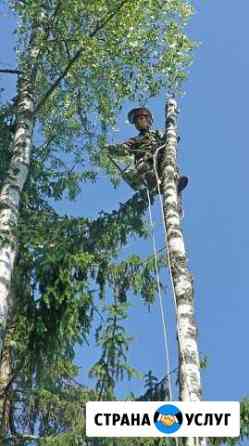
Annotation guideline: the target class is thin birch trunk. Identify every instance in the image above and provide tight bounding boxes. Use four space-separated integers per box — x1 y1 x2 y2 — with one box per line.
0 63 36 355
0 69 35 435
162 98 204 446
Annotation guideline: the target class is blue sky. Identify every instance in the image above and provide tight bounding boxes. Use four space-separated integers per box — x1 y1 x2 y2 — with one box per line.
0 0 249 409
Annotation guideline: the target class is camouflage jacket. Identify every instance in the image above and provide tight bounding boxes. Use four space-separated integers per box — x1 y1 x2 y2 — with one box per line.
107 129 165 165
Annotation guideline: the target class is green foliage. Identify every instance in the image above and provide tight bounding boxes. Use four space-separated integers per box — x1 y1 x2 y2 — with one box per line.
7 173 166 440
89 302 142 398
6 0 196 195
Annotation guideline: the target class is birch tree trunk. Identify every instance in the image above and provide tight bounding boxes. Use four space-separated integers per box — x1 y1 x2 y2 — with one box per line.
0 65 35 355
162 98 204 446
0 71 35 433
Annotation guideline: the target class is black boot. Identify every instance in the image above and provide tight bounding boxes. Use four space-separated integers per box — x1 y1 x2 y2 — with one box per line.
177 176 188 194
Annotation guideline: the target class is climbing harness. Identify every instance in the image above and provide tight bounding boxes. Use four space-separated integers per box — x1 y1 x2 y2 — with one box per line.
107 142 166 193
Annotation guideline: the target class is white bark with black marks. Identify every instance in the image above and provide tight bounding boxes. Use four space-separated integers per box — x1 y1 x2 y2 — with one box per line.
162 98 205 446
0 75 35 352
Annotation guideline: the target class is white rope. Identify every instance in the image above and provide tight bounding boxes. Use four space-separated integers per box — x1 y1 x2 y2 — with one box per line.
146 181 181 446
146 188 173 401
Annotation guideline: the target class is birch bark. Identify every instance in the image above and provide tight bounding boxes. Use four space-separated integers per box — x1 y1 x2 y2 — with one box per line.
0 57 36 355
162 98 204 446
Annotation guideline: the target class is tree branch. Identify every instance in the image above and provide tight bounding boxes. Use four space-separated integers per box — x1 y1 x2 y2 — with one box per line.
0 69 21 75
34 0 131 115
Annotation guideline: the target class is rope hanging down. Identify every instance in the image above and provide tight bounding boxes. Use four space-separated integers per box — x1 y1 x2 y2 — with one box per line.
146 186 181 446
146 188 173 401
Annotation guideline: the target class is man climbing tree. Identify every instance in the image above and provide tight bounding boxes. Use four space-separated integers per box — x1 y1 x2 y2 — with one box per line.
106 107 188 197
